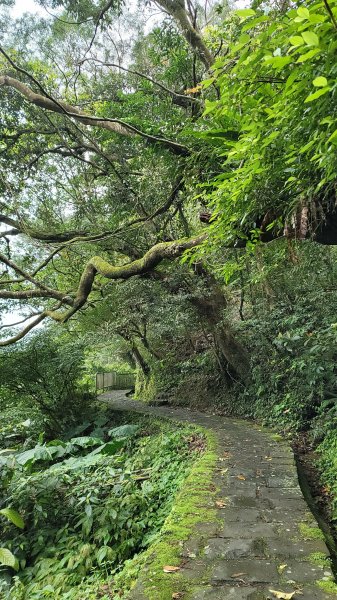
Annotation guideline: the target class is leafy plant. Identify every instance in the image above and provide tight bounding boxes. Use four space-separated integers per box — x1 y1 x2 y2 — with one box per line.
0 413 200 599
0 508 24 572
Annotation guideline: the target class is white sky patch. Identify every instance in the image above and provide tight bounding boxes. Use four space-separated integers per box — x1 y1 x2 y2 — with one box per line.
11 0 46 17
235 0 250 7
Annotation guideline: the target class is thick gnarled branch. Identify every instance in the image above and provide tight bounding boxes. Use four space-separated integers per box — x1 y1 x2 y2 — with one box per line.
46 234 206 322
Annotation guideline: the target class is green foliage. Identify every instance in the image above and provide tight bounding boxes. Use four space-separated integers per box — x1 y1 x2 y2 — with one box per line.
215 242 337 435
0 412 200 599
0 509 24 572
0 394 45 449
0 548 18 571
36 0 123 21
318 431 337 521
2 1 337 595
0 508 24 530
0 330 94 436
200 0 337 250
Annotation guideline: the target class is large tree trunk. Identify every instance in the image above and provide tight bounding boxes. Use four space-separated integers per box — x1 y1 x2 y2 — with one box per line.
190 271 250 383
130 341 151 377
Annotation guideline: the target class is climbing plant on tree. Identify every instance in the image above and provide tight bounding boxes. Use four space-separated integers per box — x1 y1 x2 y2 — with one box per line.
199 0 337 255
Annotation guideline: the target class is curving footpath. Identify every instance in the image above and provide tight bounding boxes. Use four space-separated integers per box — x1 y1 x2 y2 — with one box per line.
102 391 336 600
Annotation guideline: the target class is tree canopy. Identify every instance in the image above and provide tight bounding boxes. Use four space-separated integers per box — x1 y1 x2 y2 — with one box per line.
1 0 337 381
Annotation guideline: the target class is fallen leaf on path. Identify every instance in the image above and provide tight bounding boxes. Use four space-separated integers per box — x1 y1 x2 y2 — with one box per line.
236 474 246 480
215 500 226 508
277 563 287 574
163 566 180 573
269 589 296 599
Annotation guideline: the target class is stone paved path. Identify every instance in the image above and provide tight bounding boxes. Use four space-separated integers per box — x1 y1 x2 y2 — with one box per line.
102 391 336 599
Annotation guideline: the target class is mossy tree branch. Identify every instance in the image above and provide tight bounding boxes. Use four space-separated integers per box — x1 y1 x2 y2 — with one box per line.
46 234 206 322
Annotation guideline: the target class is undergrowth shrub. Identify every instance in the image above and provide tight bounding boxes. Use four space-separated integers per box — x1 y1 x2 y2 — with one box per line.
218 243 337 443
235 299 337 435
0 330 94 437
136 348 221 407
0 412 200 599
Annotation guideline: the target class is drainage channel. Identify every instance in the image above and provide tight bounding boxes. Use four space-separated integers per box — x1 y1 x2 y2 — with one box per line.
296 454 337 578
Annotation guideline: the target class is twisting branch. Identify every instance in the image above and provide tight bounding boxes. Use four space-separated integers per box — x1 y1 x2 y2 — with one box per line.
0 74 189 156
81 58 200 107
323 0 337 30
0 213 90 242
0 289 70 301
0 313 47 346
0 175 184 250
0 252 73 304
46 234 206 323
82 0 116 58
0 312 40 329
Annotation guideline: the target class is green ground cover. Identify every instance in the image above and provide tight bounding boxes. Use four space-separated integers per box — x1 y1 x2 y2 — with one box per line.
0 407 204 599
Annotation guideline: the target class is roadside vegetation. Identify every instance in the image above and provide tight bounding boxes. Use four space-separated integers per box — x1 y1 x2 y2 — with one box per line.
0 394 202 598
1 0 337 595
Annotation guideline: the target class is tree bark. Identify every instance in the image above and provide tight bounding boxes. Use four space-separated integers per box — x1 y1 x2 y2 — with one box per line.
0 75 189 156
155 0 214 68
130 342 151 377
190 270 250 383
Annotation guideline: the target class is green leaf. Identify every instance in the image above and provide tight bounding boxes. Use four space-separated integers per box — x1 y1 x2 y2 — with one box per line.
264 56 291 68
70 436 103 448
327 129 337 144
108 424 138 439
313 76 327 87
202 78 214 90
285 69 300 90
305 87 330 102
241 15 268 31
289 36 304 47
203 99 218 116
309 13 326 23
0 548 19 570
299 139 316 153
297 6 310 19
15 447 36 466
296 48 321 62
0 508 25 529
235 8 256 17
102 441 124 455
302 31 319 46
320 116 334 125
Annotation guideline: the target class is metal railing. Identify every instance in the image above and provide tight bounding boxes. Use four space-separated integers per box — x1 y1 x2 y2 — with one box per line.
96 371 135 392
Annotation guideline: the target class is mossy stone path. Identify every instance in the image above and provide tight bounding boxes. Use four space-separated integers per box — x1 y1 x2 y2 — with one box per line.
102 391 336 599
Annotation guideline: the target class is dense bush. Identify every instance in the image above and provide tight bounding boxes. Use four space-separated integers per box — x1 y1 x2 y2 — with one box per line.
0 330 94 437
0 411 199 599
